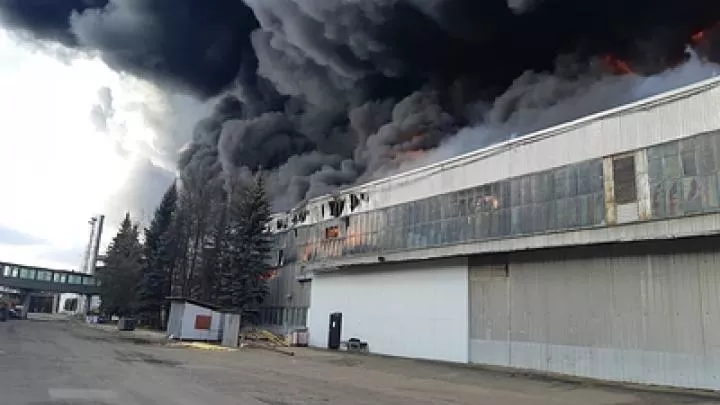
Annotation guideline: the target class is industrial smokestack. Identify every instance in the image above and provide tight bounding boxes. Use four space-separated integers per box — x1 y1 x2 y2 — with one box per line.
80 217 97 274
89 215 104 276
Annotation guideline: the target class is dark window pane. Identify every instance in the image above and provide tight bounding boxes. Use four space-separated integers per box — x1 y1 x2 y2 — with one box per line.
666 180 683 216
554 168 569 199
498 181 511 209
681 149 698 176
594 193 606 224
511 207 522 235
476 214 489 239
683 177 703 213
532 174 547 203
534 203 549 232
511 178 523 207
498 209 511 236
576 163 591 195
522 176 533 205
648 158 663 183
613 156 637 204
458 191 469 217
697 145 716 176
706 175 720 209
663 155 682 179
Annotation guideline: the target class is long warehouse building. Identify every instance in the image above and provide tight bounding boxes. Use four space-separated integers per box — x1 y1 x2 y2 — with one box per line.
265 75 720 390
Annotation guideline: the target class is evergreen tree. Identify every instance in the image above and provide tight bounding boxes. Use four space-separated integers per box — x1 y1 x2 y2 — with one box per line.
137 184 177 328
98 213 143 317
217 174 272 318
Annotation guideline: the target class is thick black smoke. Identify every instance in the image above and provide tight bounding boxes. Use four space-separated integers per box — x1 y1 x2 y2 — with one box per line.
0 0 259 97
2 0 720 211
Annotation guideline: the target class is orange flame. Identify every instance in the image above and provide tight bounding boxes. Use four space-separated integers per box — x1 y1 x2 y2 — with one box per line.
346 231 364 248
691 21 720 45
603 54 634 75
395 150 425 160
692 30 705 44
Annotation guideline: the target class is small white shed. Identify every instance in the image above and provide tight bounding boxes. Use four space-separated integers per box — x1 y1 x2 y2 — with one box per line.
167 297 223 341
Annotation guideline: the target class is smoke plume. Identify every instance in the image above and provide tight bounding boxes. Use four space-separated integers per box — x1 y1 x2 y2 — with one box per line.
3 0 720 211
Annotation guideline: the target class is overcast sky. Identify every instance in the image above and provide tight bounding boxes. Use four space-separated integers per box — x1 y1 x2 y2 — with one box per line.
0 29 182 270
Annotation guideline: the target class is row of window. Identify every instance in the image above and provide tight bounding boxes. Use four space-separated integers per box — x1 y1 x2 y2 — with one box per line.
258 306 308 327
267 130 720 268
648 130 720 219
271 158 606 265
1 265 97 286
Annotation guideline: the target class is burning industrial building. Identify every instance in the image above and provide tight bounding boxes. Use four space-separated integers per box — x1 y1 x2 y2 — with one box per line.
8 0 720 392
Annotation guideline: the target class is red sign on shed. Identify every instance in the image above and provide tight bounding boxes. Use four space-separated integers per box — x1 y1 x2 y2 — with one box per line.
194 314 212 330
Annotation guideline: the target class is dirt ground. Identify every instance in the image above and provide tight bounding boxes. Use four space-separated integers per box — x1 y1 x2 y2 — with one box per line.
4 318 720 405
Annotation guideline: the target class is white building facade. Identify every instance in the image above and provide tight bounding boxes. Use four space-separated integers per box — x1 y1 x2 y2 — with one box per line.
269 76 720 390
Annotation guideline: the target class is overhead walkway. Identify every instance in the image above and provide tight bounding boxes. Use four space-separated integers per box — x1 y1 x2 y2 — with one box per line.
0 261 100 295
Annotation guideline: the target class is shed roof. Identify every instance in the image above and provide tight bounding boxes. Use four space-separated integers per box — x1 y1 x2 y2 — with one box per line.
167 296 221 311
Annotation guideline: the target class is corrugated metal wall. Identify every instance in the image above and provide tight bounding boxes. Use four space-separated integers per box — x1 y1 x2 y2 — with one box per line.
469 237 720 390
259 264 311 333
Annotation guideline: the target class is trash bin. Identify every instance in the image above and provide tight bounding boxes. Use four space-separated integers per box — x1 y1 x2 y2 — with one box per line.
297 328 309 347
291 328 308 347
118 317 137 331
328 312 342 350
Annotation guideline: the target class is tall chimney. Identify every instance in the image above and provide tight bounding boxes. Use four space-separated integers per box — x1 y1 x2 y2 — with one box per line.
80 217 97 274
89 215 105 276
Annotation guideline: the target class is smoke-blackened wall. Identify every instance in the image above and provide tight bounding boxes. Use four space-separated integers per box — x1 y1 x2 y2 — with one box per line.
2 0 720 211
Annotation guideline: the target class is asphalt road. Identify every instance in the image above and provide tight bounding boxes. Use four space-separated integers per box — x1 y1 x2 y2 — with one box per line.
2 318 720 405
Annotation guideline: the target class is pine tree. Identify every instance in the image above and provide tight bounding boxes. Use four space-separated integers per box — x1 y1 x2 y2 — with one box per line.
217 174 272 318
137 184 177 328
98 213 143 317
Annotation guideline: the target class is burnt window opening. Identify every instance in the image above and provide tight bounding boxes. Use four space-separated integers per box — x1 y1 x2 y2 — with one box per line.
276 219 288 230
342 217 350 228
329 199 345 217
350 194 361 211
325 226 340 239
360 193 368 201
293 228 298 237
321 205 326 218
292 209 308 225
277 249 284 267
613 155 637 204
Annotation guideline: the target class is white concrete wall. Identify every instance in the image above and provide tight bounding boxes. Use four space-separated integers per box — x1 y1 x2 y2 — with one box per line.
469 239 720 390
309 257 469 363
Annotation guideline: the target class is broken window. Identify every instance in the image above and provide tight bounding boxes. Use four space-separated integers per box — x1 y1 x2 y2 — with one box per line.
613 155 637 204
325 226 340 239
292 209 308 224
329 198 345 217
350 194 361 211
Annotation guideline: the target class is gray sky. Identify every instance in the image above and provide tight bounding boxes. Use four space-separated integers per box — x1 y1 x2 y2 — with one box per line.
0 29 179 269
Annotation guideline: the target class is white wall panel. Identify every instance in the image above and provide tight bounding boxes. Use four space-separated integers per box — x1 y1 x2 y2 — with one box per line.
309 257 468 363
469 239 720 390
